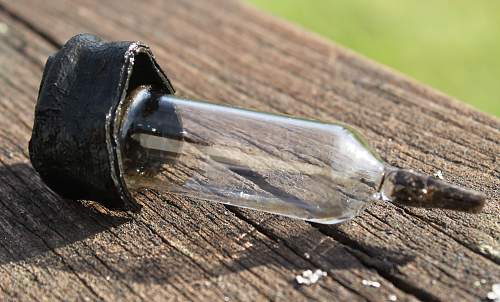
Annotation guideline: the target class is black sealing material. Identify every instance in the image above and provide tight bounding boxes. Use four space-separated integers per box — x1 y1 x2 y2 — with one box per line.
29 34 175 210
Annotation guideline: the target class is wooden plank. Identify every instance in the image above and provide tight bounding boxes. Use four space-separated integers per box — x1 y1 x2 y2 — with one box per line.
0 7 414 302
0 0 498 301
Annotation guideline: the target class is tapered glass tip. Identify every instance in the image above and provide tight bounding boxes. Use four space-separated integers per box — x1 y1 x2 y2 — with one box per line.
380 168 486 213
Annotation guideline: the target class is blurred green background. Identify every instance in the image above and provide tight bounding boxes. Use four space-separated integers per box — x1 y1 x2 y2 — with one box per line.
248 0 500 117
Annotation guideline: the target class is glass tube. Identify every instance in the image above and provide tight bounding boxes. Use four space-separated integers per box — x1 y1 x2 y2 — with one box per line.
118 85 484 224
118 85 386 224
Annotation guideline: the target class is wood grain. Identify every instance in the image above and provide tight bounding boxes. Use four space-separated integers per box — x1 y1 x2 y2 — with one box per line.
0 0 498 301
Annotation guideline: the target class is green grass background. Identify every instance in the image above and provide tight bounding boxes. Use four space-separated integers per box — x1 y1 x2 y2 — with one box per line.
248 0 500 117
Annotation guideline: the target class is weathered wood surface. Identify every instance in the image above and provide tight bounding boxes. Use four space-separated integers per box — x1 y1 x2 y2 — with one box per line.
0 0 498 301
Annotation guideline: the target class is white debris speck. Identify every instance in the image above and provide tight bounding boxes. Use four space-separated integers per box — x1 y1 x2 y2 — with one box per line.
304 252 310 259
421 188 428 194
105 276 111 281
388 294 397 301
474 280 482 287
236 232 248 241
223 296 230 302
295 269 327 286
433 170 444 180
362 279 381 288
0 23 8 35
373 191 391 202
478 243 500 259
487 283 500 301
243 241 253 248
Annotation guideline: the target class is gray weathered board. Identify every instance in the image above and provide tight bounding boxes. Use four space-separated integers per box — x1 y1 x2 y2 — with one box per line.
0 0 498 301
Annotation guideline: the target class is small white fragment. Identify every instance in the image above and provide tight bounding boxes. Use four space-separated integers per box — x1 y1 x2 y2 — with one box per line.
421 188 428 194
0 23 8 35
487 283 500 301
223 296 230 302
243 241 253 248
295 269 327 286
433 170 444 180
388 294 397 301
105 276 111 281
478 244 500 259
304 252 310 259
373 191 391 202
474 280 482 287
362 279 381 288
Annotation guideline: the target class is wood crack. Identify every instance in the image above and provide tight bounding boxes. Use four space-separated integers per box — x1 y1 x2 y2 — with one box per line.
399 208 500 265
139 192 317 301
228 208 386 301
0 196 103 300
315 225 440 302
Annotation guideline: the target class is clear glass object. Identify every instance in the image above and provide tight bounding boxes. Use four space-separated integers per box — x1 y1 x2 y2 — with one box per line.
118 86 485 224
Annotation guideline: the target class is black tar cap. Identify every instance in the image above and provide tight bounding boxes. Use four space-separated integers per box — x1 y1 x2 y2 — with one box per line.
29 34 175 210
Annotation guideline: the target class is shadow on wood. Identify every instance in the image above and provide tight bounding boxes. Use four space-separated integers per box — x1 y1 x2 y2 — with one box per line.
0 163 131 263
0 163 414 286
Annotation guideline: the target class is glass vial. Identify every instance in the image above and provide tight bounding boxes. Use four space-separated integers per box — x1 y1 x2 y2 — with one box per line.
118 85 484 224
118 85 385 224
